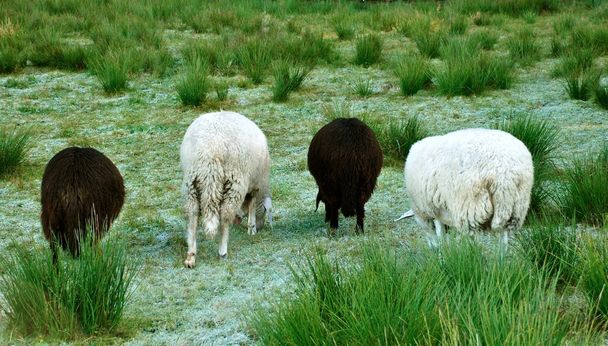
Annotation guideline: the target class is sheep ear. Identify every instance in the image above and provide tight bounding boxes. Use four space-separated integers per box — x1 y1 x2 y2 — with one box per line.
263 196 273 226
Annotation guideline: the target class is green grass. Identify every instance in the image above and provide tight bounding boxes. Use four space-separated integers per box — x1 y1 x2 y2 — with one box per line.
434 37 513 96
0 237 139 339
394 55 431 96
364 115 429 166
594 82 608 109
553 49 595 77
89 51 130 94
514 224 580 286
175 57 209 107
250 240 594 345
215 81 229 101
352 79 373 97
468 29 498 50
0 127 30 178
271 61 309 102
565 70 599 101
498 114 560 216
578 235 608 320
354 34 382 67
412 27 448 58
236 39 273 84
561 145 608 226
506 28 541 65
333 19 355 40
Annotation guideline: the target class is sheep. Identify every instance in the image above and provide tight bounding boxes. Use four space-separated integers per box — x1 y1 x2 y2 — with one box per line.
307 117 383 235
180 111 272 268
398 128 533 248
41 147 125 262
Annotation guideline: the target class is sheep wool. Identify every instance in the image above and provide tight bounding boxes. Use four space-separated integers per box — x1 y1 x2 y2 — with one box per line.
180 111 272 268
404 128 533 246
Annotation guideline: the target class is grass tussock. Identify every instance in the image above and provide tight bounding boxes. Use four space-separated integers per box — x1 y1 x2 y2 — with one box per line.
435 37 513 96
578 236 608 321
89 51 130 94
565 71 599 101
394 55 432 96
354 34 383 67
250 240 594 345
498 114 560 216
236 40 273 84
560 145 608 226
0 127 30 178
176 57 209 107
412 26 448 59
364 115 429 165
352 79 374 97
271 62 309 102
594 82 608 109
0 237 139 339
506 28 542 65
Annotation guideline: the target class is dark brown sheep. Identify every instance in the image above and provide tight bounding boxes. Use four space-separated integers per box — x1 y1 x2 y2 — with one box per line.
307 118 383 235
41 147 125 261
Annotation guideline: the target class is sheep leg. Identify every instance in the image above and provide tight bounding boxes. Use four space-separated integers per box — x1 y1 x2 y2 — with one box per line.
355 204 365 234
184 207 199 268
500 230 510 255
219 222 229 258
247 196 257 236
327 204 339 237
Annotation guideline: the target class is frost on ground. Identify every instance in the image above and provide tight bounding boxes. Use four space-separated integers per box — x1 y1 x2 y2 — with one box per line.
1 31 607 346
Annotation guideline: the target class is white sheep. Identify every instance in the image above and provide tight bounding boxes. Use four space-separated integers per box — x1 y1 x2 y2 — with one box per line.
397 128 533 248
180 111 272 268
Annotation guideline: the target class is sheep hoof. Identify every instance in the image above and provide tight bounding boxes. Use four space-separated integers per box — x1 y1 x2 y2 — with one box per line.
248 225 257 236
184 254 196 268
219 252 228 259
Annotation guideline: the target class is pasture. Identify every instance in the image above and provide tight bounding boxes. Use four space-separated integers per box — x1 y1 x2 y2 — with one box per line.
1 0 607 344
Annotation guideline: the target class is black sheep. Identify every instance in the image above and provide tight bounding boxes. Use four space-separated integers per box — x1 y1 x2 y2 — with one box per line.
41 147 125 261
307 118 383 234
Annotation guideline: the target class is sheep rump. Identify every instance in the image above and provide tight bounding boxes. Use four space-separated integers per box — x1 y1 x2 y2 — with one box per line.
403 128 533 246
180 111 272 268
307 118 383 234
40 147 125 261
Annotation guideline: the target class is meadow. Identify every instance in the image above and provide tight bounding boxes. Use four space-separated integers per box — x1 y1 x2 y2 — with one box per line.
0 0 608 344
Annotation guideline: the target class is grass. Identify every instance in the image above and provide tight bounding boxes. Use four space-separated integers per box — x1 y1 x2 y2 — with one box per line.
236 40 273 84
468 29 498 50
89 51 130 94
514 224 580 286
594 82 608 109
506 28 541 65
553 49 595 77
560 145 608 226
578 235 608 320
215 81 229 101
0 237 139 339
0 127 30 178
175 57 209 107
498 114 560 216
333 19 355 40
394 55 431 96
364 115 429 166
354 34 382 67
412 27 448 59
271 62 309 102
250 240 594 345
352 79 373 97
434 37 513 96
565 70 599 101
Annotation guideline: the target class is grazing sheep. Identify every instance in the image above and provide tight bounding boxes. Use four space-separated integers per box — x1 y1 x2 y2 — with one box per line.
307 118 383 235
399 128 533 247
41 147 125 262
180 111 272 268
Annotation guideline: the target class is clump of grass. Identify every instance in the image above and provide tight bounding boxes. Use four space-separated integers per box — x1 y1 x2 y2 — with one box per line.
182 40 234 76
498 114 560 215
435 38 513 96
515 224 580 286
0 42 20 73
552 15 576 35
448 15 468 35
333 19 355 40
250 240 589 345
352 79 373 97
594 82 608 109
522 10 537 24
271 62 309 102
565 70 599 101
0 127 30 178
322 101 353 121
394 55 431 96
578 236 608 320
552 48 595 77
215 81 229 101
175 57 209 107
354 34 382 67
561 145 608 226
412 27 448 58
468 29 498 50
236 40 273 84
506 28 541 65
285 31 337 66
89 51 129 94
364 116 429 165
0 237 139 339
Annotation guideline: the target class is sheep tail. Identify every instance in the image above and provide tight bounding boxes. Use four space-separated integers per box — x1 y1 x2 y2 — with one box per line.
340 186 358 218
183 158 224 237
490 182 517 232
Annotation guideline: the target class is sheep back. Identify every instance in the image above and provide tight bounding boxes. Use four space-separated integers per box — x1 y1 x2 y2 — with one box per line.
41 147 125 257
404 128 533 232
307 118 383 231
